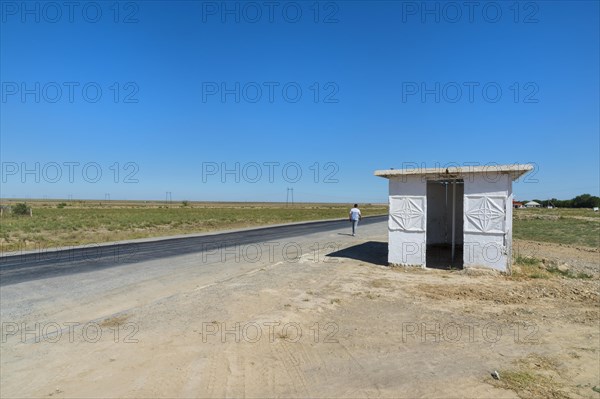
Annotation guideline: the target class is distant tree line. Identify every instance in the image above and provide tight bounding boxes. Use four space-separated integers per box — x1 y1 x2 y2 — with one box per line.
523 194 600 208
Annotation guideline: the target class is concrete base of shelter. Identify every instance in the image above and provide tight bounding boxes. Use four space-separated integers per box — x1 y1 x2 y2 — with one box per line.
388 263 426 269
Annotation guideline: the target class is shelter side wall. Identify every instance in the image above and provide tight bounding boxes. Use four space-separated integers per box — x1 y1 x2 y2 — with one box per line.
389 175 427 196
506 182 514 272
389 231 426 265
463 174 511 272
388 176 426 266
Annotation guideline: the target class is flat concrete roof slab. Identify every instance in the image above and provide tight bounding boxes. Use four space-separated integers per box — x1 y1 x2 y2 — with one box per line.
374 164 533 181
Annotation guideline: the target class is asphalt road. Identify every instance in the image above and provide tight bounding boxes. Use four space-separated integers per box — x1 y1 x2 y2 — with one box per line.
0 215 387 286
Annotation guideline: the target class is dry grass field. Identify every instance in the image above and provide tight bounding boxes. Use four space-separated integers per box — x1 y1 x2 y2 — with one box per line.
0 200 388 252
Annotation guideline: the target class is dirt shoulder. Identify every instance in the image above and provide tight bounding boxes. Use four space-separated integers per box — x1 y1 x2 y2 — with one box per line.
514 238 600 278
1 228 598 398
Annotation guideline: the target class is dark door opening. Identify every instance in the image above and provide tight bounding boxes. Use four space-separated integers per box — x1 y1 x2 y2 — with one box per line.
426 179 464 269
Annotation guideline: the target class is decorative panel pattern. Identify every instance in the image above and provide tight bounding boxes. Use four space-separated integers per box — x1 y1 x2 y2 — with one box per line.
464 195 506 233
389 196 425 231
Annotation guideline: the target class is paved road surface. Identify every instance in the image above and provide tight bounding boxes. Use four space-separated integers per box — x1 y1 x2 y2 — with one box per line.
0 216 387 286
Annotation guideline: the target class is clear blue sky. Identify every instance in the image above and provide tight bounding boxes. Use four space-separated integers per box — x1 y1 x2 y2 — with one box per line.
1 0 598 203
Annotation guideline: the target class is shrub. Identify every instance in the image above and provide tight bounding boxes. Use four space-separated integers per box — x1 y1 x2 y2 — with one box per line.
12 203 30 216
515 255 540 266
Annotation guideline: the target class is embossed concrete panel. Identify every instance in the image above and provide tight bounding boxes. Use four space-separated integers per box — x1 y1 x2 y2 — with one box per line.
389 196 425 232
464 195 506 234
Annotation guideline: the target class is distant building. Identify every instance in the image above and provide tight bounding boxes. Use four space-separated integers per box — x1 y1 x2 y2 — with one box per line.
525 201 541 208
374 164 533 273
513 201 524 209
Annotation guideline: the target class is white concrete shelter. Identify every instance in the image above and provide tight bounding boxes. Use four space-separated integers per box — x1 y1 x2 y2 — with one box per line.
374 164 533 272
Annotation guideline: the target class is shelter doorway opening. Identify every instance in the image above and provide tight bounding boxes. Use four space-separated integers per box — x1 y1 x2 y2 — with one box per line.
426 179 464 269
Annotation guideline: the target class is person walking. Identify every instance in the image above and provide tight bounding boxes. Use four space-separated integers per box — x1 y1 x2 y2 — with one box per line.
349 204 362 236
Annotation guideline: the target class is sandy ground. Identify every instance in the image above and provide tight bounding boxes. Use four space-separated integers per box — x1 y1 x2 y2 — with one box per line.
1 221 599 398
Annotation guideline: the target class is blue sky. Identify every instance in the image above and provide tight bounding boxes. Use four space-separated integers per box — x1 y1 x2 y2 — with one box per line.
1 0 598 203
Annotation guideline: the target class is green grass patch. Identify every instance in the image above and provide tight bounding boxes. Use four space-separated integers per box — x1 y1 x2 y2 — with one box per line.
513 217 599 248
513 208 600 249
514 255 540 266
546 265 593 279
512 256 593 280
492 370 568 399
490 354 569 399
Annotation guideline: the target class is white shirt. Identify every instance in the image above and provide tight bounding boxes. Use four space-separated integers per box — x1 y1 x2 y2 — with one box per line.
349 207 361 221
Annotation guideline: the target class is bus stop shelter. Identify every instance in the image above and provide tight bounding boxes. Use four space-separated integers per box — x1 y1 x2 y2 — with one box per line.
374 164 533 272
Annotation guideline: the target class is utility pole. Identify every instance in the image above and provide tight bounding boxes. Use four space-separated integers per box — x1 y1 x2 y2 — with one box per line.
165 191 172 204
286 187 294 207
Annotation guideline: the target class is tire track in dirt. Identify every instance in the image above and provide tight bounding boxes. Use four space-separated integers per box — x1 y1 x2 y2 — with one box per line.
270 339 311 397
